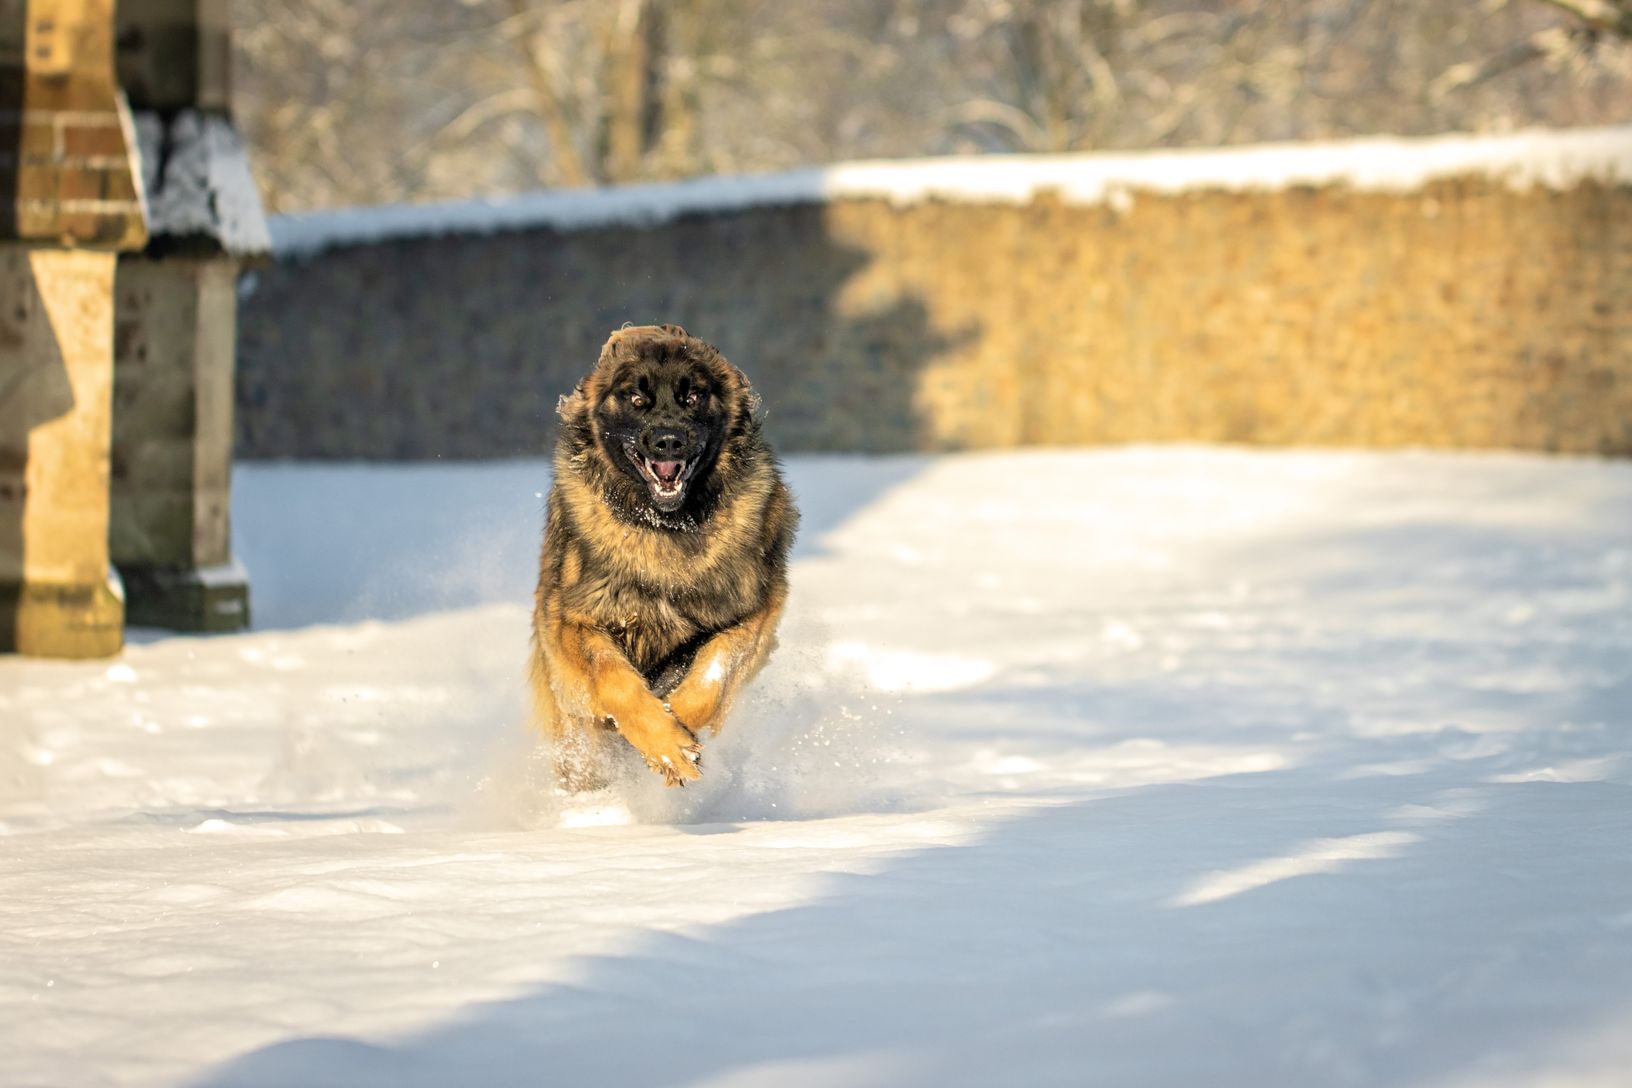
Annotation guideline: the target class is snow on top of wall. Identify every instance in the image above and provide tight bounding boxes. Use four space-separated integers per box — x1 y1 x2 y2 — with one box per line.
269 124 1632 258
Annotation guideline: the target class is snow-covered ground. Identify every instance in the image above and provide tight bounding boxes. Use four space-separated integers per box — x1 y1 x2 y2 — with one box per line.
3 447 1630 1088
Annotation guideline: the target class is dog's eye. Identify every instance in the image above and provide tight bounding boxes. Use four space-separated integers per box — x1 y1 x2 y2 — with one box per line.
685 391 701 407
628 392 647 408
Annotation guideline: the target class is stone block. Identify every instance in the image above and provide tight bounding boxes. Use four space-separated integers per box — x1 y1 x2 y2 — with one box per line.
0 572 124 656
119 558 246 632
0 245 124 657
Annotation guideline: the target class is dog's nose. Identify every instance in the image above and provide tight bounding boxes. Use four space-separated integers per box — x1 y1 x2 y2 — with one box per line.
649 429 686 457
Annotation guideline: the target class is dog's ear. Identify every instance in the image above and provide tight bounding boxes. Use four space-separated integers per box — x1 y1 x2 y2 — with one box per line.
742 382 764 425
716 358 763 431
556 377 591 424
735 363 762 416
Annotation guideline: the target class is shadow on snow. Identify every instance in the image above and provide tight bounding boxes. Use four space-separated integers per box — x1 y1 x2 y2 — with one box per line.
192 763 1632 1088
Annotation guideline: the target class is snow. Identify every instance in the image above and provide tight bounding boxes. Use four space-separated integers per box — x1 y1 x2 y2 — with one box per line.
3 446 1631 1087
134 111 272 259
268 125 1632 257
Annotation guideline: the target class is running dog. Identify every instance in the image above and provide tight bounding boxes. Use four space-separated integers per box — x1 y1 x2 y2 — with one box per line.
530 324 796 788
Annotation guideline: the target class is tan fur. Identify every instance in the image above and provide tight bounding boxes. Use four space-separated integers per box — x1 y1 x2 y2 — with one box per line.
530 325 797 788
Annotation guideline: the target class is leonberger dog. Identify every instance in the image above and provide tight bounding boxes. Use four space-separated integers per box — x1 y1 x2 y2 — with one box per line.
530 324 797 789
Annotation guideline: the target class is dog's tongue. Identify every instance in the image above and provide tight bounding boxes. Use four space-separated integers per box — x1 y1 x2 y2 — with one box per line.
652 460 683 485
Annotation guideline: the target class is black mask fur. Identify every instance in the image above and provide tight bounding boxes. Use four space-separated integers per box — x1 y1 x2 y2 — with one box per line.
555 324 766 532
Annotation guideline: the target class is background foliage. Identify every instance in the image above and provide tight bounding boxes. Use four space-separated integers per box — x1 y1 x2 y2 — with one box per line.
234 0 1632 212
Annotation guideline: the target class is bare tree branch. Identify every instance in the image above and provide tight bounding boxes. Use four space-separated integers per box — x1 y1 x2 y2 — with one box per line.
1530 0 1632 37
1432 29 1565 96
504 0 592 187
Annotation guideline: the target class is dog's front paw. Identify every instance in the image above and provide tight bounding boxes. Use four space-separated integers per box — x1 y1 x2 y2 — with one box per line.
649 723 703 787
621 711 702 787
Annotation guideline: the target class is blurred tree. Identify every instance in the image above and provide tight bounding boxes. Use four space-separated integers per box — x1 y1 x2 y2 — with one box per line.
1434 0 1632 97
1536 0 1632 36
937 0 1138 152
233 0 461 209
231 0 1632 213
476 0 684 186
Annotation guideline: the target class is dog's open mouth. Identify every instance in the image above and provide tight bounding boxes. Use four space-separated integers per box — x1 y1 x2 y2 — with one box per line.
625 446 697 509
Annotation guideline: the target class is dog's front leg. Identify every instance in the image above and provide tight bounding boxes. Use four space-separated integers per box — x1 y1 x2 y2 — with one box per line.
665 586 787 736
545 617 702 786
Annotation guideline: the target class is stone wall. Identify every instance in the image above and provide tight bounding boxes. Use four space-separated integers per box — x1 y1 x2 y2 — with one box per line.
236 154 1632 458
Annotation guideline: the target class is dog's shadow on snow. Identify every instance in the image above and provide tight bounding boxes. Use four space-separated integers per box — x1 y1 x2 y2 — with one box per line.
189 760 1632 1088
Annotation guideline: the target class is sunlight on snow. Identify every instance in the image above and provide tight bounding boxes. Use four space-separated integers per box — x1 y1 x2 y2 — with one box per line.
826 640 996 692
1167 831 1423 908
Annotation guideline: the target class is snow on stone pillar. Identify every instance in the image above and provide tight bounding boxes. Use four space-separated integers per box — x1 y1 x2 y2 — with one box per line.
1 0 149 658
109 0 267 632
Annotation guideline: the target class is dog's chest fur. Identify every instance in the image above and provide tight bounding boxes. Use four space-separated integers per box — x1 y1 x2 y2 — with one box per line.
551 467 777 676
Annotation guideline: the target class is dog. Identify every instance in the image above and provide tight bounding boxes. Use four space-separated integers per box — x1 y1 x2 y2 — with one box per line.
530 324 797 788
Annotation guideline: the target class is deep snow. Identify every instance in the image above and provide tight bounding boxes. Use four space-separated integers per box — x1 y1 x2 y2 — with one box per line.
2 447 1630 1087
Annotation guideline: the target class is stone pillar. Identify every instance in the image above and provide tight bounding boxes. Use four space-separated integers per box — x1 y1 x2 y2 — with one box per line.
110 0 267 632
0 249 126 655
111 257 247 628
1 0 149 657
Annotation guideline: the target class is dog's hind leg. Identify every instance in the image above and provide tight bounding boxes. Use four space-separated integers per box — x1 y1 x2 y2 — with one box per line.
547 715 615 793
531 648 614 792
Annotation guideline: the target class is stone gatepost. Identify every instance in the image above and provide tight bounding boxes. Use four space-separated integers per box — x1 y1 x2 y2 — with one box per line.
109 0 268 631
1 0 149 657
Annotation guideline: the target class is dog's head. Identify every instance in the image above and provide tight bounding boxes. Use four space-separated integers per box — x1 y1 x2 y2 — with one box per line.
559 324 760 517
